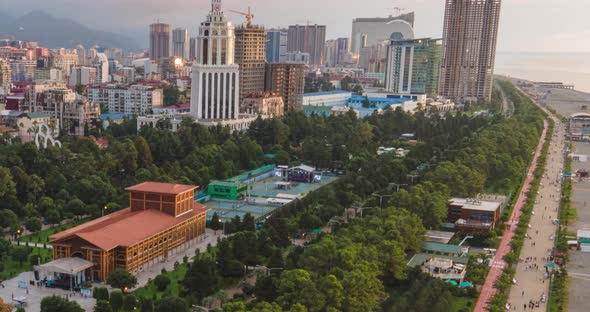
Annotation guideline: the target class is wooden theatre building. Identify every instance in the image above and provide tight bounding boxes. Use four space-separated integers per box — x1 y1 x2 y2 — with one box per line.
50 182 209 281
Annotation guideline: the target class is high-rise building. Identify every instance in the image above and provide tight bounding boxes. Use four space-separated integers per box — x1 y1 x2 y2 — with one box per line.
191 0 240 120
359 41 389 73
172 28 190 59
287 25 326 65
10 59 36 82
94 53 110 83
189 37 198 61
235 24 266 102
88 84 163 115
265 28 288 63
385 38 442 97
439 0 502 102
51 50 79 75
0 59 11 90
324 40 337 67
69 66 97 86
351 12 415 57
335 38 350 66
265 63 305 112
149 23 171 60
76 45 87 66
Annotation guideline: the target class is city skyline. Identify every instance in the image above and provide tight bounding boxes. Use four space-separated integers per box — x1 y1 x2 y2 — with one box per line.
1 0 589 53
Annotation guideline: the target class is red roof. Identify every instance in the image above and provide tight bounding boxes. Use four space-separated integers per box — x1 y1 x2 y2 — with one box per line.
125 182 197 195
50 203 209 251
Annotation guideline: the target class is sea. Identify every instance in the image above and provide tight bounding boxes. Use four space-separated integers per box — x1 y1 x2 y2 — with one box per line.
494 52 590 94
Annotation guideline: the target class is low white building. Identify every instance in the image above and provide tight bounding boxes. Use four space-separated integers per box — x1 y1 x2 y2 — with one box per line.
137 113 257 133
303 91 353 107
88 84 163 115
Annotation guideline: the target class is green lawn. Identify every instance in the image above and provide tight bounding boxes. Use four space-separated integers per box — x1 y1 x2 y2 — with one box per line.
0 247 53 280
19 219 89 244
134 263 190 301
449 296 475 312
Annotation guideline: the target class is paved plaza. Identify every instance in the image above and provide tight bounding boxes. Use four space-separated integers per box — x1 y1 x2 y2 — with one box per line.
0 229 222 312
542 88 590 312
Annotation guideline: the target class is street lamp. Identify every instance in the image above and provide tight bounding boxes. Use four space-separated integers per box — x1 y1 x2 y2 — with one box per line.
102 205 108 217
371 193 393 209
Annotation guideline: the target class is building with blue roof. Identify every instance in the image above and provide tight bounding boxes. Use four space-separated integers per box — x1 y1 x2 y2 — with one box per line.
100 113 132 129
303 91 353 107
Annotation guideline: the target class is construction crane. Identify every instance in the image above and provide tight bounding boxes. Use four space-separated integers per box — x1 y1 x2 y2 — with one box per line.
229 7 255 27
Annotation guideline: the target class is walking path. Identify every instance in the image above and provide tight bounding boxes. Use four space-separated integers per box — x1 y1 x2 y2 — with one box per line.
474 83 570 311
474 117 549 312
505 115 565 311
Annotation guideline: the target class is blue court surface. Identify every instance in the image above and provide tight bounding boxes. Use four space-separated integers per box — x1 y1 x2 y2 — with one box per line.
205 174 338 221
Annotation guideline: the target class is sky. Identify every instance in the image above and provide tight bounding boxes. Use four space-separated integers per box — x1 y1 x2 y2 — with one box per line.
1 0 590 53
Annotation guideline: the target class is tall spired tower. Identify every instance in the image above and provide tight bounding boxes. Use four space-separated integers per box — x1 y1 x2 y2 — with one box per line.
191 0 240 120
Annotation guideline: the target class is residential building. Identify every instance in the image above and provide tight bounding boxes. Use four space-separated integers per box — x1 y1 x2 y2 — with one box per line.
287 25 326 65
149 23 171 60
448 197 504 232
284 51 310 65
439 0 502 102
34 68 64 82
25 83 100 136
49 182 208 281
0 59 11 91
303 90 352 107
69 66 97 86
11 59 36 82
87 84 163 115
51 50 79 74
351 12 415 57
359 41 389 73
384 38 442 97
234 24 266 102
189 37 198 60
324 40 337 67
172 28 190 59
265 63 305 112
94 53 110 83
265 28 288 63
120 67 136 83
241 94 284 117
76 45 87 65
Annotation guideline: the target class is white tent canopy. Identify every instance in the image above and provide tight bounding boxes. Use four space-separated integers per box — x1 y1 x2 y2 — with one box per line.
36 257 94 275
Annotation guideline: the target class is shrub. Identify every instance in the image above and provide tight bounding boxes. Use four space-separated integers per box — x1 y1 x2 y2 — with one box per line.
154 275 171 292
123 294 137 311
93 287 110 301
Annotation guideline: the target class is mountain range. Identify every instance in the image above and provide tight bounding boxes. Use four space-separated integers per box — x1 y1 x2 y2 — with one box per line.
0 10 141 51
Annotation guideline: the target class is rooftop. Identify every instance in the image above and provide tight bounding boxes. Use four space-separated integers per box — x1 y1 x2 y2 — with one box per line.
50 203 209 251
100 113 131 120
425 230 455 244
304 90 352 97
450 197 502 212
423 242 462 255
407 253 468 268
125 182 198 195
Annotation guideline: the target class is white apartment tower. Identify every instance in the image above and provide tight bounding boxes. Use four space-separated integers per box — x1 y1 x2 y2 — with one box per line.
190 0 240 120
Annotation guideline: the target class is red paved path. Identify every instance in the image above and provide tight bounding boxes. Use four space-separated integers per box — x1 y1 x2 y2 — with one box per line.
474 119 548 312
